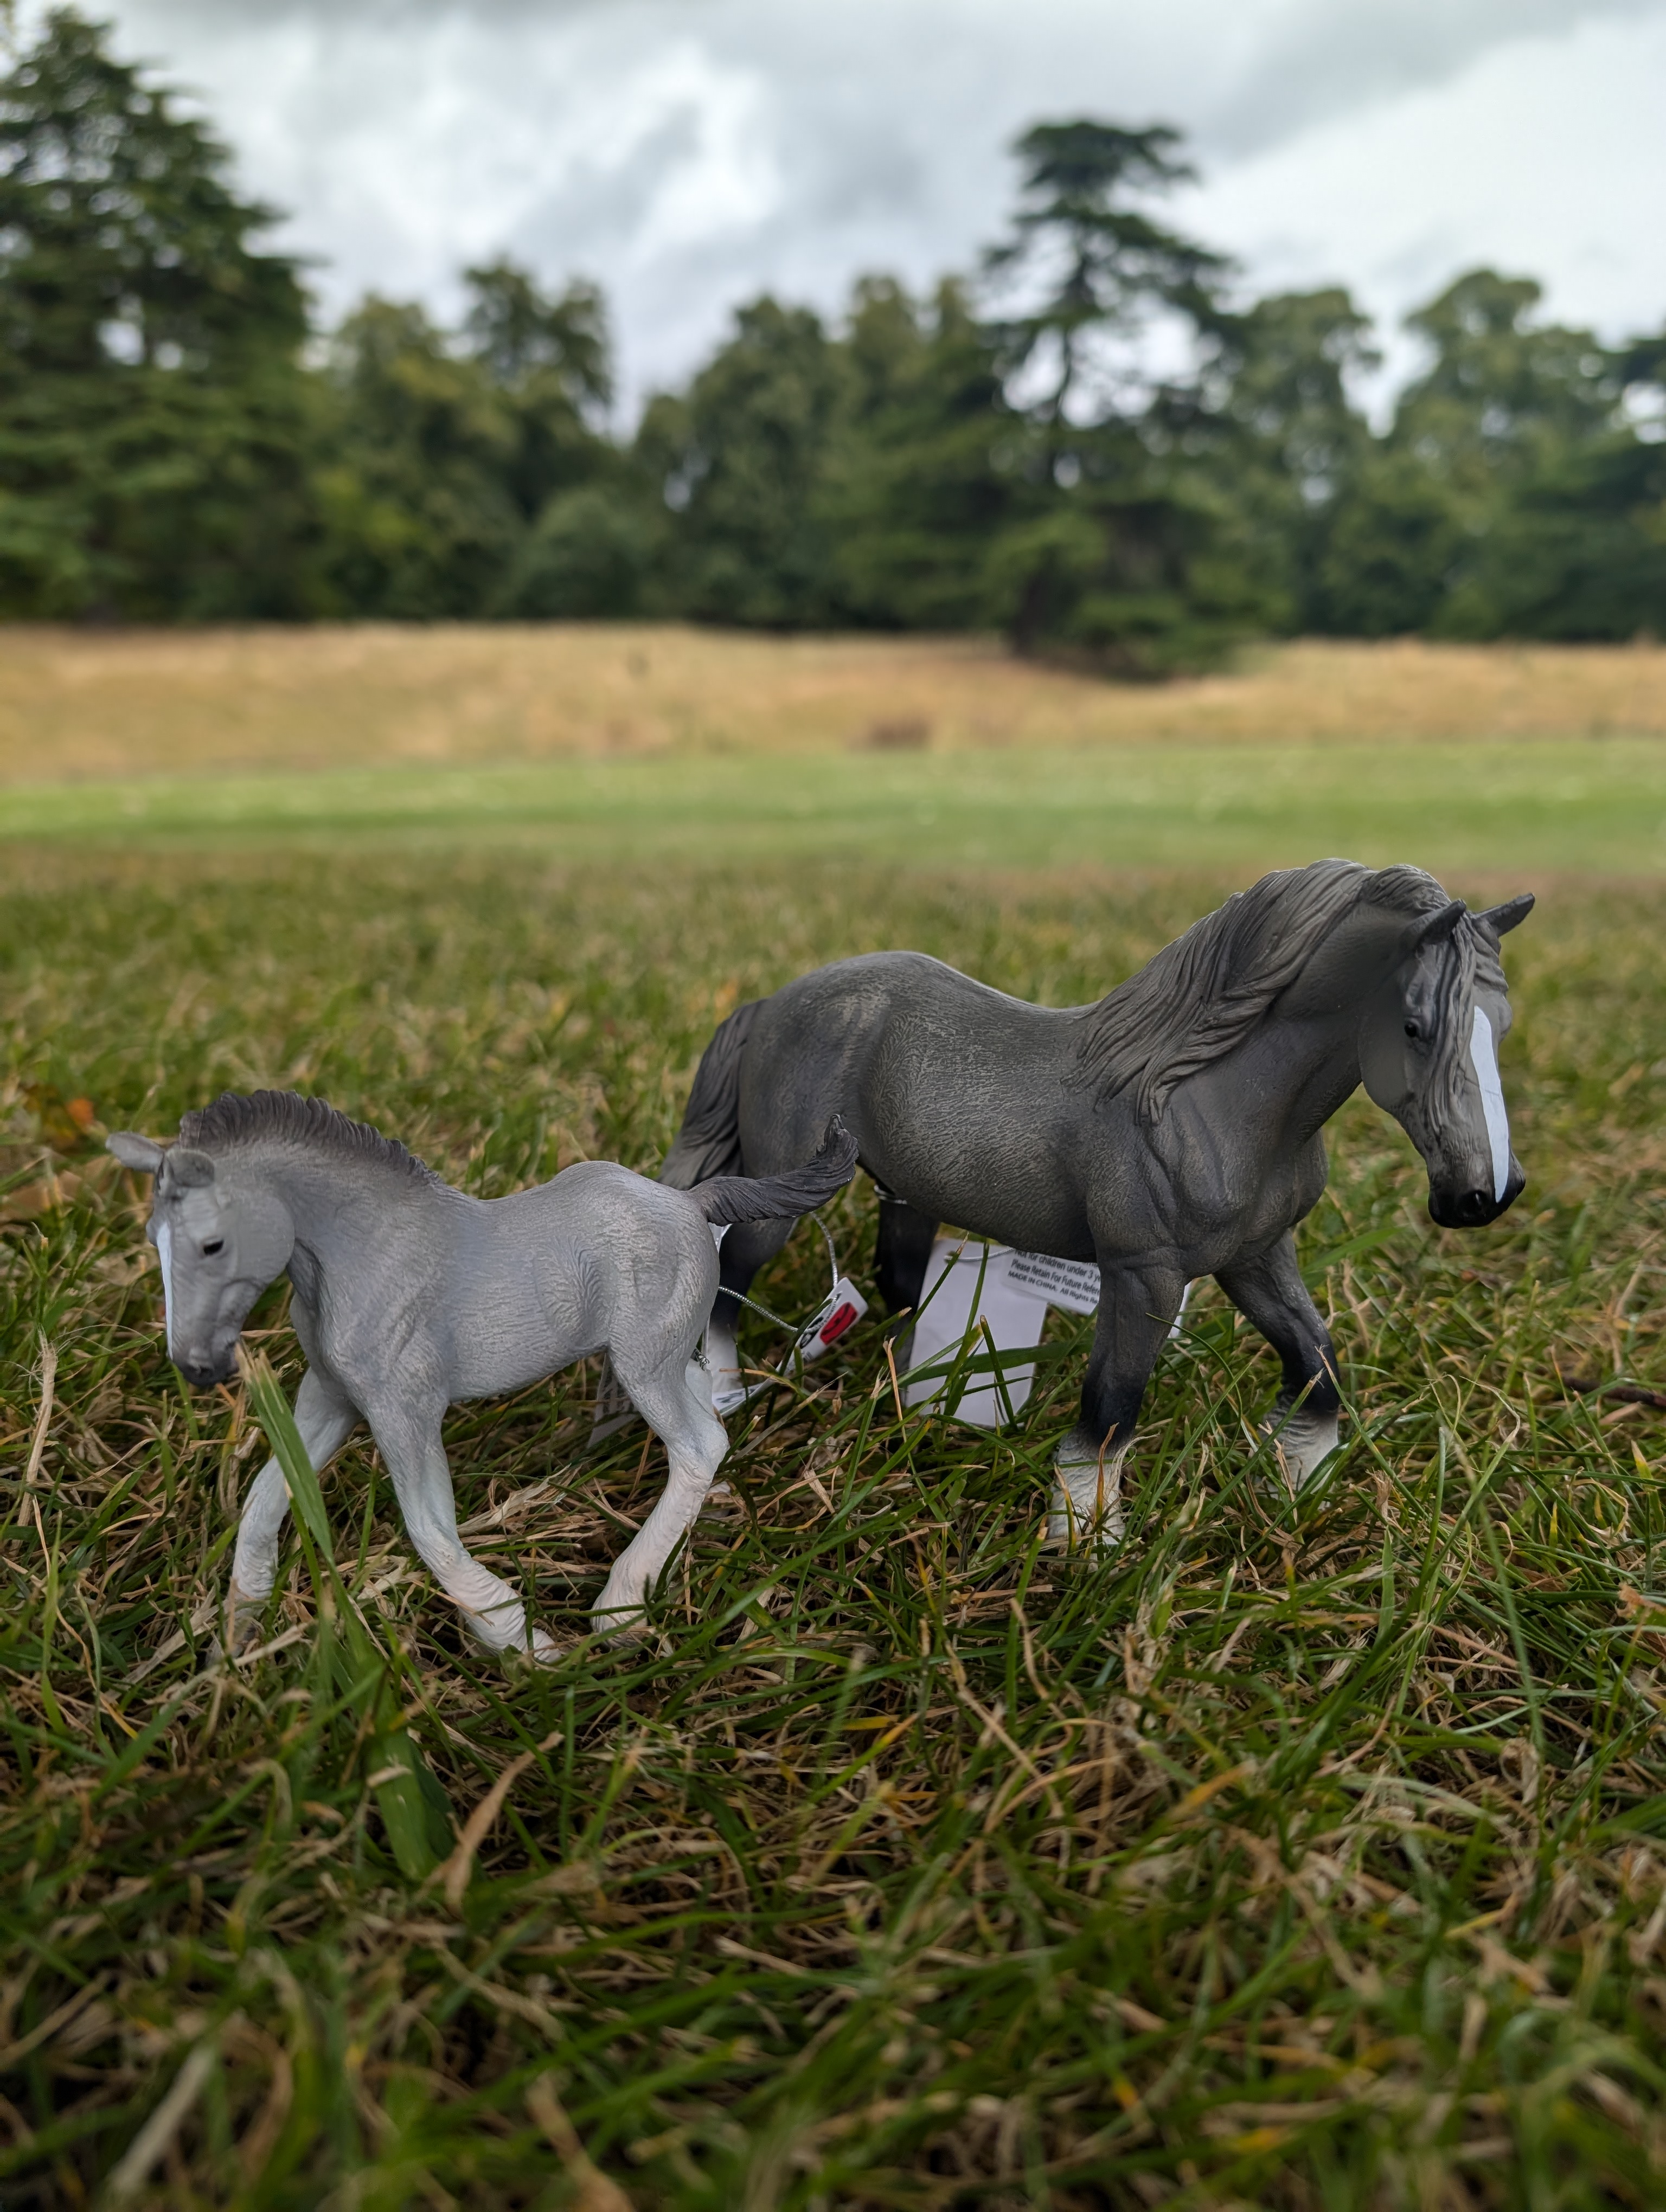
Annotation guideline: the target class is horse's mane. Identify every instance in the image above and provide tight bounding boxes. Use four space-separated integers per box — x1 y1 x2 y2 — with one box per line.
1075 859 1453 1119
178 1090 439 1185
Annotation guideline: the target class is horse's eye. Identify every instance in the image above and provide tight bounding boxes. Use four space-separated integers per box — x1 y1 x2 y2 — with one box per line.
1404 1021 1421 1040
202 1238 224 1257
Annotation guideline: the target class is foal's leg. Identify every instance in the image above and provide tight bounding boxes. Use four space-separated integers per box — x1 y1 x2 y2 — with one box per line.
1216 1234 1341 1488
229 1365 360 1633
705 1217 796 1401
593 1353 729 1633
1052 1263 1187 1549
369 1400 558 1660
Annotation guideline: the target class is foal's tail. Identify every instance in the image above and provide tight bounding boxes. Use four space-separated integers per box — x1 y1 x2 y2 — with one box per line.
661 997 762 1188
693 1118 858 1226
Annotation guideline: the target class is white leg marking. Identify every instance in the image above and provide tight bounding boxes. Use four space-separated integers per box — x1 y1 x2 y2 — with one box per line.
1048 1439 1129 1551
1270 1407 1341 1489
1470 1005 1511 1203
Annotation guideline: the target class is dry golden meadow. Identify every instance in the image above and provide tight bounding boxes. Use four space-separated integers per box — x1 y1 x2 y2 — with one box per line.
3 627 1665 783
1 632 1665 2208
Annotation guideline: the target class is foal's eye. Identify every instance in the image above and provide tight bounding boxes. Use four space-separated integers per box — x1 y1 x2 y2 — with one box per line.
1404 1021 1421 1040
202 1238 224 1257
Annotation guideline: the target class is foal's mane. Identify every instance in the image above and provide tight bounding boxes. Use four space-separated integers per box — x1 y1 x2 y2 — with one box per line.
179 1090 440 1185
1075 859 1452 1120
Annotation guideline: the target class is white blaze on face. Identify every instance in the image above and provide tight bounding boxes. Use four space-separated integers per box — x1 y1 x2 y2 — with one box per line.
156 1219 177 1356
1469 1005 1511 1203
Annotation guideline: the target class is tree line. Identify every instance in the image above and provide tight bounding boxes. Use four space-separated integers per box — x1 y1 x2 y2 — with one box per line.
3 9 1664 669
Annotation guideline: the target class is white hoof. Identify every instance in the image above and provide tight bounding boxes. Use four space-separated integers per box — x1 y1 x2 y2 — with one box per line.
1046 1496 1126 1552
590 1572 648 1639
1047 1454 1126 1552
1264 1409 1340 1491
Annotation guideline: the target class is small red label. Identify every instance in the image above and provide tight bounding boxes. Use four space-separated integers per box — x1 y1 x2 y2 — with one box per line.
818 1302 859 1346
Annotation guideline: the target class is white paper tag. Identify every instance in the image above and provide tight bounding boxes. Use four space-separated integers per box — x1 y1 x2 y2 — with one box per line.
1005 1249 1100 1314
905 1242 1194 1429
903 1240 1048 1427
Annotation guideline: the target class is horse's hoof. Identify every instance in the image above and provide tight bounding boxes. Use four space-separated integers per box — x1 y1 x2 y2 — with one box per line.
1045 1511 1125 1554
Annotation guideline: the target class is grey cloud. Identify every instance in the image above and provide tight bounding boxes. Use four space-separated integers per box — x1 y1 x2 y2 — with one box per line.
1204 0 1665 153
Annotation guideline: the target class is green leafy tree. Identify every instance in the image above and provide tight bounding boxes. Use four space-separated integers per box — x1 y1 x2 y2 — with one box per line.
1394 269 1618 490
641 297 848 628
819 276 1020 629
313 297 522 619
984 120 1225 425
461 259 613 523
978 119 1270 671
0 7 317 617
1192 287 1379 631
1314 271 1625 635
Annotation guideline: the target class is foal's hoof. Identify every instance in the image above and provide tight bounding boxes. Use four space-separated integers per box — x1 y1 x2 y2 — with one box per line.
223 1580 269 1656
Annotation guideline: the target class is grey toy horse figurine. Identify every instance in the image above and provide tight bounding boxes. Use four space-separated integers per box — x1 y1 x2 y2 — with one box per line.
109 1093 856 1651
663 860 1533 1545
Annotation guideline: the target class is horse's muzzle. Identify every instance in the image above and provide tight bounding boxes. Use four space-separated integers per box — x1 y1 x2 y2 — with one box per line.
175 1351 238 1389
1428 1165 1525 1230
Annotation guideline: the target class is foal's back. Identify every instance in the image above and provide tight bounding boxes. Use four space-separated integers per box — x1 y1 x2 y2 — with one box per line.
442 1161 717 1401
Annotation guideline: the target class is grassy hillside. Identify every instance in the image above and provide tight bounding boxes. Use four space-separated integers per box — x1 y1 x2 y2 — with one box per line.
0 846 1662 2207
2 626 1664 784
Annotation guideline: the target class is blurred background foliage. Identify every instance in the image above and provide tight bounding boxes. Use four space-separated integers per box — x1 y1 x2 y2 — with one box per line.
3 10 1664 670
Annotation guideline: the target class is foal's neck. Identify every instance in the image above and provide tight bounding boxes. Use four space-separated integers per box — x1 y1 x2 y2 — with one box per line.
253 1140 453 1285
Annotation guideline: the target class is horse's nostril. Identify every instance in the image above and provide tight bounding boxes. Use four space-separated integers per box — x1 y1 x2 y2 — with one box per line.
1456 1188 1494 1226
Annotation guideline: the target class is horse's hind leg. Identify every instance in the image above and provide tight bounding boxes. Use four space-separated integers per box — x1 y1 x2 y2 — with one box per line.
593 1353 729 1633
874 1194 939 1316
1216 1235 1341 1489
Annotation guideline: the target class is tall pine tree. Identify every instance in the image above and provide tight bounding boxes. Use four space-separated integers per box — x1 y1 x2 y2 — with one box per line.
0 9 317 618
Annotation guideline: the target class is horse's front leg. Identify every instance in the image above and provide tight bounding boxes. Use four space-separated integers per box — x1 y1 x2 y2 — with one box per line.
1215 1233 1341 1489
368 1400 557 1661
229 1365 360 1640
1052 1263 1187 1549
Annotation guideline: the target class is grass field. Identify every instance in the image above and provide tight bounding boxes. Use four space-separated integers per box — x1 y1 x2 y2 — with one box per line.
2 827 1665 2210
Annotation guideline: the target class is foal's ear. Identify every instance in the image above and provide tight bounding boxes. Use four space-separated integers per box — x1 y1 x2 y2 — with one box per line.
1476 892 1535 938
107 1132 166 1175
165 1147 217 1189
1396 899 1466 962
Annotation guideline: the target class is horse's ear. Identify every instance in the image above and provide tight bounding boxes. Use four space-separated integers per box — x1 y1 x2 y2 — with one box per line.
1396 899 1466 961
165 1147 217 1189
1475 892 1534 938
107 1132 165 1175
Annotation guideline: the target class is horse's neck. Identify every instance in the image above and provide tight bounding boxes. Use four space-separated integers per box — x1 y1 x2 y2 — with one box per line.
1258 910 1399 1132
258 1143 444 1284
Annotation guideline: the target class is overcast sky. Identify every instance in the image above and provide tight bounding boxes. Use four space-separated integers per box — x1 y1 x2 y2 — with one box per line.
40 0 1666 411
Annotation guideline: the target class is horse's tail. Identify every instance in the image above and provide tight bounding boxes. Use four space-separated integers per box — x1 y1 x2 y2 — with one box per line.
692 1118 858 1226
661 998 762 1188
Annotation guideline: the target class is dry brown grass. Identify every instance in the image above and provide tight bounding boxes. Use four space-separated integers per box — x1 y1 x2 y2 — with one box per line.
4 624 1666 786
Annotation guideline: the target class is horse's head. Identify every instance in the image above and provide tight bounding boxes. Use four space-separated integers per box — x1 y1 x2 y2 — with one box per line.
1357 892 1534 1229
107 1131 295 1387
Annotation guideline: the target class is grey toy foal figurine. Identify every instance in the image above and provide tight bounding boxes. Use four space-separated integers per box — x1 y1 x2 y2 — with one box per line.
110 1094 856 1654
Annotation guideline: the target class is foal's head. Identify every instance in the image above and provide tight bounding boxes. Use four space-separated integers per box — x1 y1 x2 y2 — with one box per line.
106 1130 295 1387
1354 888 1534 1229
